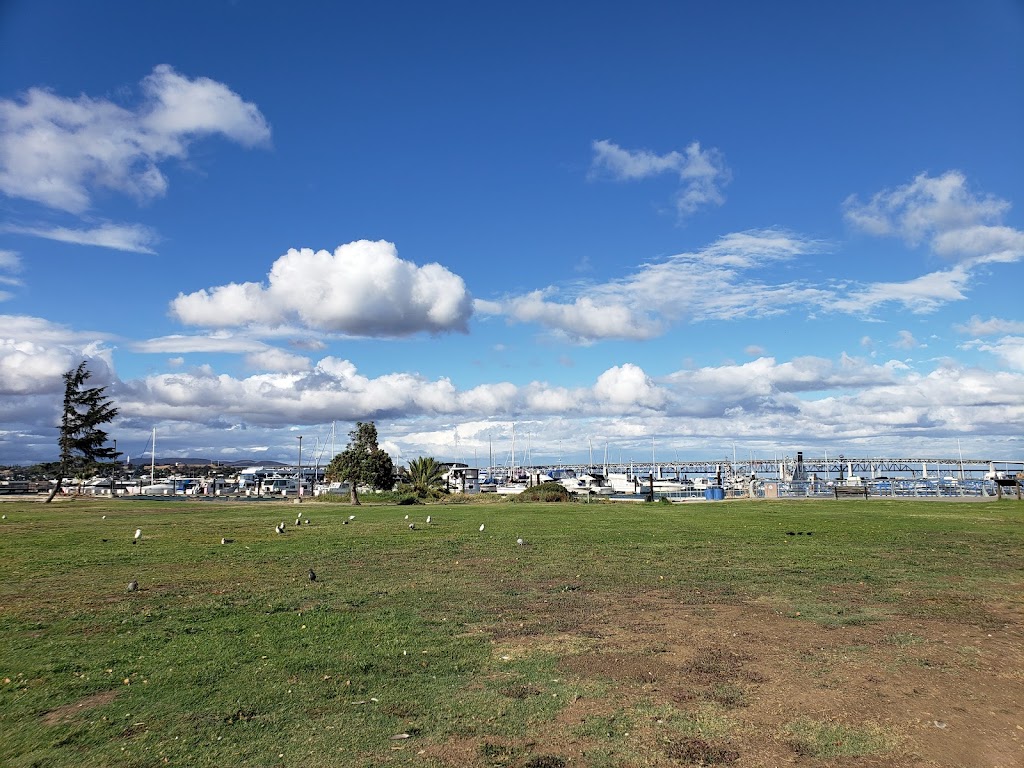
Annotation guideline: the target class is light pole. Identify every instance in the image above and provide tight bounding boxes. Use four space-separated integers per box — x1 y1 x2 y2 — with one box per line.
297 435 303 499
111 439 117 496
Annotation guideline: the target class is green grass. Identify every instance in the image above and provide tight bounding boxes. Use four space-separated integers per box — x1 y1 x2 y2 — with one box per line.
0 496 1021 766
784 717 892 757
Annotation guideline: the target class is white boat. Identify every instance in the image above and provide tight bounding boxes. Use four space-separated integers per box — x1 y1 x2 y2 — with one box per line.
261 477 302 495
495 482 528 495
141 481 179 495
579 473 616 495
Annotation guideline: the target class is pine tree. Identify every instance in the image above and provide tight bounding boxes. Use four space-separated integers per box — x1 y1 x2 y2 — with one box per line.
45 362 119 503
324 421 395 505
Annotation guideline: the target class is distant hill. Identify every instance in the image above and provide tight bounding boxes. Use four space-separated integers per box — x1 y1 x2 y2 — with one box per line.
129 458 287 468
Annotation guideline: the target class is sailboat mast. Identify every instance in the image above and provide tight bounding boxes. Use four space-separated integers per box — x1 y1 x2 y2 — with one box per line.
150 427 156 486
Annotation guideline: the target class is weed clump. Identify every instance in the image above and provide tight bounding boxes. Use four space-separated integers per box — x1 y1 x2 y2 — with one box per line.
524 756 566 768
664 737 739 764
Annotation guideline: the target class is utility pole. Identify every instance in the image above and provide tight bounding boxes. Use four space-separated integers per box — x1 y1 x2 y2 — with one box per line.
297 435 303 499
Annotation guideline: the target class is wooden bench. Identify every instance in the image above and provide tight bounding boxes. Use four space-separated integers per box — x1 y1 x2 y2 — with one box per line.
834 485 869 499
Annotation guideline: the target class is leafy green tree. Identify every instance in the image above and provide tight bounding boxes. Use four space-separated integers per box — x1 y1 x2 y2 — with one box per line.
324 421 395 504
45 362 119 502
406 456 447 498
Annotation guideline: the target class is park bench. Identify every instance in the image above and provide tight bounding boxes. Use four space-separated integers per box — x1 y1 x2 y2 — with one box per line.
833 485 869 499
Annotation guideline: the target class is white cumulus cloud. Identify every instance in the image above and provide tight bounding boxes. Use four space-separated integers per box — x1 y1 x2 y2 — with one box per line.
0 316 116 395
594 363 667 409
973 336 1024 370
171 240 473 337
0 64 270 213
931 225 1024 262
842 171 1020 264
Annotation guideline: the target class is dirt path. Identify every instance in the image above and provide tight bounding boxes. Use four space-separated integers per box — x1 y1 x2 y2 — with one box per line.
436 591 1023 767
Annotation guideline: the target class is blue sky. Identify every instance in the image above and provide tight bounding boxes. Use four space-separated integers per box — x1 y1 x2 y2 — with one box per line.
1 1 1022 467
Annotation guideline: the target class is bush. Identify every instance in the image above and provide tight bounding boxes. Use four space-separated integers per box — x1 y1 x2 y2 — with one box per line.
514 481 571 503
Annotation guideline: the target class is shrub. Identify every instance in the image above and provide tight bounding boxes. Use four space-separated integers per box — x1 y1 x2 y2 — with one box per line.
514 481 571 502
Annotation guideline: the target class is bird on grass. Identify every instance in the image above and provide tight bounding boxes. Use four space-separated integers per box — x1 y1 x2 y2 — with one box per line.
404 514 409 520
275 523 285 534
426 515 432 524
127 580 138 592
517 537 525 546
409 522 416 530
479 524 485 532
221 538 234 545
308 568 317 582
133 528 142 544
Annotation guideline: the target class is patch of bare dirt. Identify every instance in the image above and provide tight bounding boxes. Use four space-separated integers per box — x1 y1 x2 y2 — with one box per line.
41 689 119 725
427 590 1024 767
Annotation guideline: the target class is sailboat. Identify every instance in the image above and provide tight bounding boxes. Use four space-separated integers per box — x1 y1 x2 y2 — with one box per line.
140 427 176 494
479 435 498 492
496 423 527 494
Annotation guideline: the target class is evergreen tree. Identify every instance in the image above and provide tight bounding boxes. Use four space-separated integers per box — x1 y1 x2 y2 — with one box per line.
324 421 395 505
45 362 119 502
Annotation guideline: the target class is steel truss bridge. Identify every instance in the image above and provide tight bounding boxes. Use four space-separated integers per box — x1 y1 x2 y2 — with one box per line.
488 457 1023 480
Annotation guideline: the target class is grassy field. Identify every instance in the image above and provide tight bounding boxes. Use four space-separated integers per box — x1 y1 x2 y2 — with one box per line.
1 496 1021 767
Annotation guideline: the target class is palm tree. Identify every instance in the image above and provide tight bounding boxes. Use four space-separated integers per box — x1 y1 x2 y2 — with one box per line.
407 456 447 498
